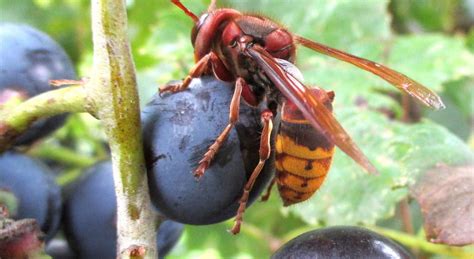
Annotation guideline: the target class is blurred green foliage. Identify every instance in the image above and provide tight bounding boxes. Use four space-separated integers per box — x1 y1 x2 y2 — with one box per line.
1 0 473 258
390 0 460 33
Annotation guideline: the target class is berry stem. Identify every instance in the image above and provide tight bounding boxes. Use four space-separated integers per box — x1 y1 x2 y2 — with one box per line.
0 86 87 152
0 0 160 257
369 226 471 258
87 0 158 258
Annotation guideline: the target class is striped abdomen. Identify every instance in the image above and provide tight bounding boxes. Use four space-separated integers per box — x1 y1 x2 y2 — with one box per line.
275 89 335 206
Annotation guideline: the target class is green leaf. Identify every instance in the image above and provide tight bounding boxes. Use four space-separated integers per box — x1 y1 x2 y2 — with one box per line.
227 0 396 111
135 1 211 101
288 107 473 226
443 78 474 121
178 224 271 258
226 0 391 47
389 0 459 33
301 34 474 112
127 0 163 69
301 58 399 110
426 78 474 140
129 0 209 69
0 0 91 64
171 191 307 259
467 28 474 53
388 34 474 92
0 189 18 217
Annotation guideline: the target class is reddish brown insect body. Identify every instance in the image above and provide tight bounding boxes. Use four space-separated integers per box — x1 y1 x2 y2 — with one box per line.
163 0 445 234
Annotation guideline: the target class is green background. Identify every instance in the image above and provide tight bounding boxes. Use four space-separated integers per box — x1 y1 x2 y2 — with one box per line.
1 0 473 258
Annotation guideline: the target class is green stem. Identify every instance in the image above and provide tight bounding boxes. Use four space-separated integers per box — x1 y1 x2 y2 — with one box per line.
0 86 87 152
369 226 473 258
59 114 109 159
28 144 98 168
225 221 283 253
88 0 157 258
55 168 83 186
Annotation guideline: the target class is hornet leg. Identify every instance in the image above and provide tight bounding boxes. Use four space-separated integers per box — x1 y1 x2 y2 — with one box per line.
230 110 273 235
194 77 246 179
159 52 217 95
260 176 276 202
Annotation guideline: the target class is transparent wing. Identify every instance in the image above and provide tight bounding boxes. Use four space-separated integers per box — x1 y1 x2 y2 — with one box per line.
295 36 445 110
246 45 378 174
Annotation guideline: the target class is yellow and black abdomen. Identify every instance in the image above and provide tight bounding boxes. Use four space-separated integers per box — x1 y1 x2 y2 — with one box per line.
275 90 335 206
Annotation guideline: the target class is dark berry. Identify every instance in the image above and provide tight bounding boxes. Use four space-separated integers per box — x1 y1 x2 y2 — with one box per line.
272 226 413 259
63 161 183 258
0 151 62 241
0 23 76 145
142 76 276 225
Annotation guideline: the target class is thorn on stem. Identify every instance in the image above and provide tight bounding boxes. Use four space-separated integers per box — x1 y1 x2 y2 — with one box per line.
124 245 147 258
49 78 88 87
